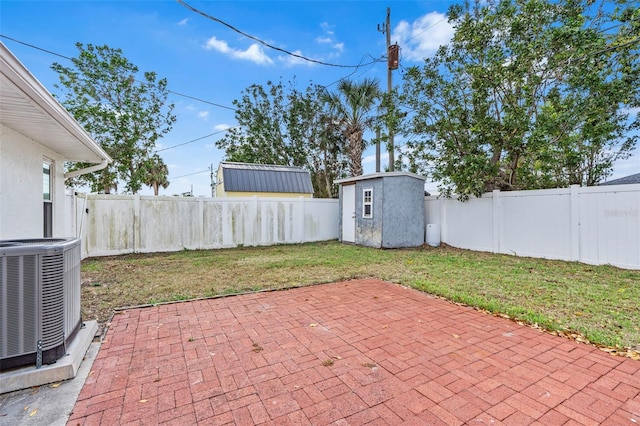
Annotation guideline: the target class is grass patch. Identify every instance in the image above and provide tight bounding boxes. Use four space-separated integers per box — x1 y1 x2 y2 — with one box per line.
81 240 640 352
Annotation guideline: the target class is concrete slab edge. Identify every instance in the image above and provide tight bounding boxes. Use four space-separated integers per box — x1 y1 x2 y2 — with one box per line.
0 320 98 394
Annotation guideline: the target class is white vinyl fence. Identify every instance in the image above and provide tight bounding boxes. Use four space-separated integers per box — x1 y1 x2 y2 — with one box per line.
66 185 639 270
425 184 640 270
68 194 339 258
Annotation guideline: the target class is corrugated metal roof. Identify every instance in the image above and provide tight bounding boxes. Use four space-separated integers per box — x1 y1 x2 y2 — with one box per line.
221 162 314 194
600 172 640 186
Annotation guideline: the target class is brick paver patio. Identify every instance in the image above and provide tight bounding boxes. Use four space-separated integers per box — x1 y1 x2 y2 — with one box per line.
68 279 640 425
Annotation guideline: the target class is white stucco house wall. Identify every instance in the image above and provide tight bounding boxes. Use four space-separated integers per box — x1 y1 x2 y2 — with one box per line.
0 42 111 240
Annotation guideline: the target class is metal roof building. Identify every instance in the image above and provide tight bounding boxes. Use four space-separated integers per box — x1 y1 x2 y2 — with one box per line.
215 162 314 198
600 172 640 186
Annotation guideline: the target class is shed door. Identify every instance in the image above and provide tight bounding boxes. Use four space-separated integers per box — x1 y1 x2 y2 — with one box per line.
342 185 356 243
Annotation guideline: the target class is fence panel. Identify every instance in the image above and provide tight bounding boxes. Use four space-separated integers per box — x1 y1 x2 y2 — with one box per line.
138 196 202 252
82 195 137 257
425 184 640 270
440 196 494 252
73 194 339 257
578 185 640 269
498 189 573 260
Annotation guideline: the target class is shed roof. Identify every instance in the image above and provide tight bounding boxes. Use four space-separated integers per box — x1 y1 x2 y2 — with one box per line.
220 162 314 194
600 172 640 186
335 171 426 185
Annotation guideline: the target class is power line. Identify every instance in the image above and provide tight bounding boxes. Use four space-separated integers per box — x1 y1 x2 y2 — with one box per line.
177 0 383 69
156 126 239 152
320 54 384 90
0 34 71 59
166 89 235 111
582 35 640 57
0 34 235 111
1 33 393 157
404 16 448 43
171 169 210 179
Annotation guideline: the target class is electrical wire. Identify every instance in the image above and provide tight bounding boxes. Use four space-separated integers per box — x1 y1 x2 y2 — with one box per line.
403 16 448 43
579 35 640 58
320 54 385 90
156 126 240 152
0 34 235 111
171 169 211 179
177 0 383 69
165 89 235 111
0 34 71 59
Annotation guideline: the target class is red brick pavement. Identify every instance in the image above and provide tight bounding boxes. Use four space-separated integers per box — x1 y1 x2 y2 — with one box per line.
67 279 640 425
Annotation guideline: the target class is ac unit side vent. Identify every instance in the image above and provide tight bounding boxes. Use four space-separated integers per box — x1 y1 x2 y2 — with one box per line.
1 256 38 358
41 253 64 350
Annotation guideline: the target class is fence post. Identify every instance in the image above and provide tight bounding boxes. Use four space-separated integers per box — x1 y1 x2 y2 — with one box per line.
198 197 204 250
492 190 501 254
439 198 446 243
299 196 305 243
77 193 89 258
570 185 580 261
253 196 259 246
134 194 141 253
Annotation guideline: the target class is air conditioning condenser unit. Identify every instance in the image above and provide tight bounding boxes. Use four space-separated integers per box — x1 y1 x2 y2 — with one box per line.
0 238 82 371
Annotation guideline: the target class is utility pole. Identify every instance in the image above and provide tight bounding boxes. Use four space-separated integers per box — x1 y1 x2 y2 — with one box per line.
378 7 397 172
375 128 381 173
210 163 214 197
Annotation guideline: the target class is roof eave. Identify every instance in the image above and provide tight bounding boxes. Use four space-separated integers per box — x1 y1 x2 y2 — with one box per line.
0 42 112 164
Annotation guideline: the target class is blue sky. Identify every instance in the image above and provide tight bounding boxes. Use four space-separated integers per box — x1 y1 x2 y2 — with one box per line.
1 0 637 196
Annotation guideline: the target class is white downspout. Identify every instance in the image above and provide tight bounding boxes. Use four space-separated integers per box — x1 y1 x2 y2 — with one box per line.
64 158 110 181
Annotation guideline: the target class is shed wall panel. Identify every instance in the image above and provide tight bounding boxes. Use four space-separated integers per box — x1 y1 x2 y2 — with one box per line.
382 177 425 248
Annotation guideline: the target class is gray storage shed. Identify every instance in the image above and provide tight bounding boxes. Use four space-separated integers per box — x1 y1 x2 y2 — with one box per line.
336 172 426 248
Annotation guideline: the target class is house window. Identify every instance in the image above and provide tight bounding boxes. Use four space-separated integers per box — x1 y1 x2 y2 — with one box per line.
43 161 52 237
362 188 373 218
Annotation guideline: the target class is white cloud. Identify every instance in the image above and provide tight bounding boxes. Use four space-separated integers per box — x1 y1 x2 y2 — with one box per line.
277 50 315 67
391 12 454 62
320 22 334 36
204 124 234 148
363 152 389 165
214 123 232 131
204 36 273 65
317 22 343 54
198 111 209 119
178 18 188 26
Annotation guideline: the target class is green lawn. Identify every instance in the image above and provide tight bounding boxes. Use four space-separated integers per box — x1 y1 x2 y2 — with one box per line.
81 240 639 356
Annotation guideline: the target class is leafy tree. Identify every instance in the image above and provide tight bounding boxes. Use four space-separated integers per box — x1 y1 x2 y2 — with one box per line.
52 43 176 194
216 79 346 197
142 154 170 196
401 0 639 199
323 78 381 176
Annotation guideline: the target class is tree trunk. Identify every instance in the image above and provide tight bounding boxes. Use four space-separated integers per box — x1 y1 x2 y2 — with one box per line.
348 130 364 176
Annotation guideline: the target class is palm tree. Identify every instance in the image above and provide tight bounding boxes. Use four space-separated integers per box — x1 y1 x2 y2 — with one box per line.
142 154 170 196
323 78 380 176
